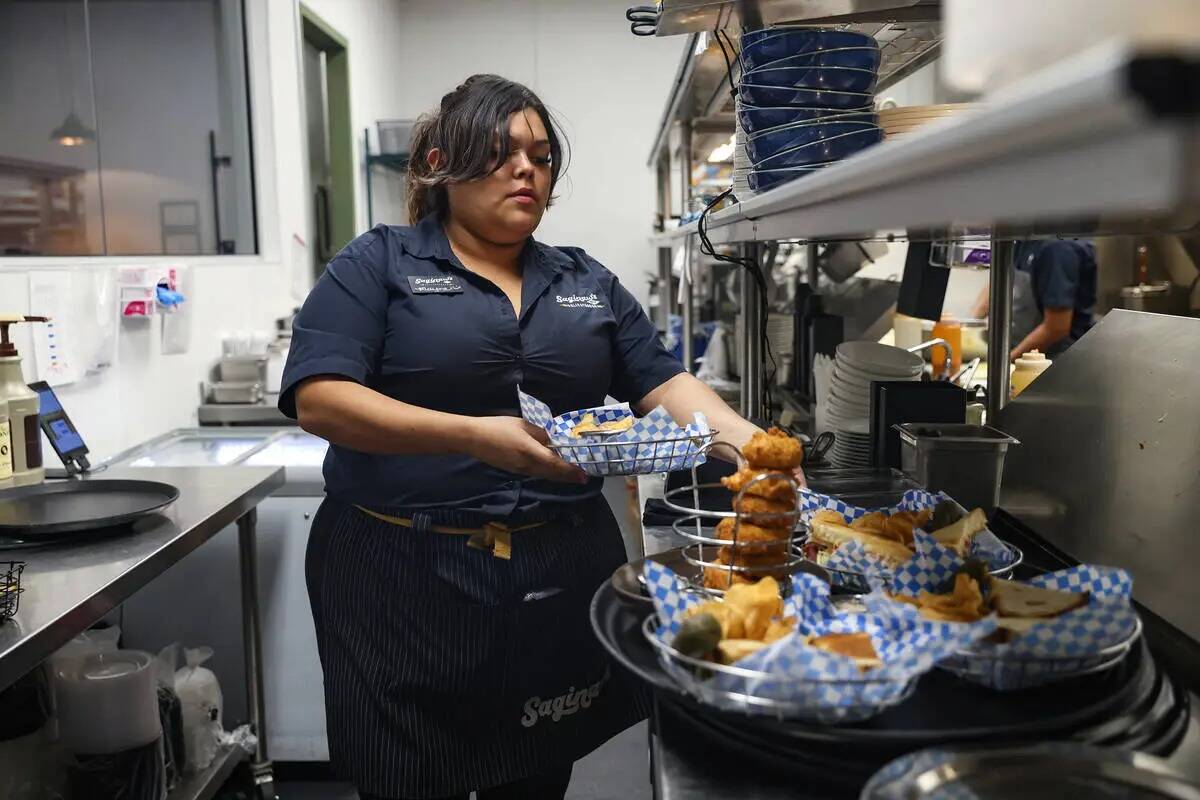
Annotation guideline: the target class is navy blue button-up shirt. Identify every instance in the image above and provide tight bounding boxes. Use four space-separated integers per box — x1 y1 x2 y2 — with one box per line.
279 215 684 516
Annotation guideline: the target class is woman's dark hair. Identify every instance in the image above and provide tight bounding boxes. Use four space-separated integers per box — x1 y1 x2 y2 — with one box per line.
406 74 569 222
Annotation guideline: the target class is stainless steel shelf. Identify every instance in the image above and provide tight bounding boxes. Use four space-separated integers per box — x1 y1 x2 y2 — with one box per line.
653 45 1200 246
655 0 938 36
645 12 943 167
168 745 246 800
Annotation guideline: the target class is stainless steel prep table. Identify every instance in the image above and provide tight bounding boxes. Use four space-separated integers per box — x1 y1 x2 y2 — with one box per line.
0 465 284 800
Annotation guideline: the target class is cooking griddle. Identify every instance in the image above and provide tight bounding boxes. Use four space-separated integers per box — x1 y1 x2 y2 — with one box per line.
592 578 1186 784
0 480 180 536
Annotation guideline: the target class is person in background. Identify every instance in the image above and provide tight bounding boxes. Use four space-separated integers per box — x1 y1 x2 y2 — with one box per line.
279 74 770 800
973 238 1098 360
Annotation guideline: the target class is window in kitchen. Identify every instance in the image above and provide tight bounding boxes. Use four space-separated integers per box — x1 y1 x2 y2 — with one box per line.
0 0 256 257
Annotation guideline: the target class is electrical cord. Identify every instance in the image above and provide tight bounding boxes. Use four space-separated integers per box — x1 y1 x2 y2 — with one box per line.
697 189 777 423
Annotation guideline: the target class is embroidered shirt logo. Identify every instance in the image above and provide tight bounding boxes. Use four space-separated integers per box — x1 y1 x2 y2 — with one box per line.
556 292 603 309
407 275 463 294
520 668 609 728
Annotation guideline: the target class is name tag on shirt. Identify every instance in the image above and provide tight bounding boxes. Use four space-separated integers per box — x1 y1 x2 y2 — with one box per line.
407 275 463 294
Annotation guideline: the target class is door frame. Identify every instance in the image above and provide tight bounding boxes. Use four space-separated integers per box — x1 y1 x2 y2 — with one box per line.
299 5 355 253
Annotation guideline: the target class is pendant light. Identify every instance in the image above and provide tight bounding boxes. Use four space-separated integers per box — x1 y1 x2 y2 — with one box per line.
50 5 95 147
51 111 95 147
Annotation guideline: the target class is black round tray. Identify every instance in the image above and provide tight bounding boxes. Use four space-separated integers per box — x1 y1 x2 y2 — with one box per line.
592 576 1175 773
0 480 180 536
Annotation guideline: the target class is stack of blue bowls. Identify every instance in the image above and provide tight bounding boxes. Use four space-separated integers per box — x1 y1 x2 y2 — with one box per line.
737 28 883 194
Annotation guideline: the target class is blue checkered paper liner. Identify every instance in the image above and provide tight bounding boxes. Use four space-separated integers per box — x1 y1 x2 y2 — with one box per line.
642 561 995 721
800 489 1016 587
869 549 1139 690
518 389 711 476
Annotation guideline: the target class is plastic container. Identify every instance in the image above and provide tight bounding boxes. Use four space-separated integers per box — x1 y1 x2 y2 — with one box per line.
56 650 161 755
895 423 1019 514
1010 350 1052 398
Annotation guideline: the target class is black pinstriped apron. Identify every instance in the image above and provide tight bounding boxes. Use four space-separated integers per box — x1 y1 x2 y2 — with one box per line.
305 494 647 799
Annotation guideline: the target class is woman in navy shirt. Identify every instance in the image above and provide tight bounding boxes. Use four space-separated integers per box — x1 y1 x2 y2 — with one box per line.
280 75 765 800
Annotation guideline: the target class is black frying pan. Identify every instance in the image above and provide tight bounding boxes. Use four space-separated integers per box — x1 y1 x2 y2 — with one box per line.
0 480 180 536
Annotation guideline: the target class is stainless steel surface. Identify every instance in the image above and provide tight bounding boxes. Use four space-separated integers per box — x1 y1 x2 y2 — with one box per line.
210 381 265 405
198 402 293 426
106 427 327 497
656 0 934 35
1121 281 1189 315
741 243 765 419
652 46 1200 245
682 237 696 372
987 237 1014 418
167 743 245 800
238 509 272 779
0 465 284 693
218 356 267 383
997 310 1200 642
862 743 1200 800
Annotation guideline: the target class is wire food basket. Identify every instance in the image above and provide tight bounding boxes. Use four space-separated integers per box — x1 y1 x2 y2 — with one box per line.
660 441 805 594
938 616 1144 691
641 614 918 722
1 561 26 623
794 532 1026 594
549 430 718 477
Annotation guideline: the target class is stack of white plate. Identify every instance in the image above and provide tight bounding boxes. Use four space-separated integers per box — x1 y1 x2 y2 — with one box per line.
827 341 924 468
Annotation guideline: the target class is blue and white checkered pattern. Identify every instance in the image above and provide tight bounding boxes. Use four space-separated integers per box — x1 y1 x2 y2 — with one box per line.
518 389 711 476
802 489 1018 586
642 561 994 720
873 546 1140 690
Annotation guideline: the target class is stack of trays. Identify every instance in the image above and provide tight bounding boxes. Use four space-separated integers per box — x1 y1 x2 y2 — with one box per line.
736 28 883 196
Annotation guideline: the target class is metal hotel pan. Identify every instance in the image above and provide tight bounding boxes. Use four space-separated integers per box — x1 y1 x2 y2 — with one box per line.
0 480 180 537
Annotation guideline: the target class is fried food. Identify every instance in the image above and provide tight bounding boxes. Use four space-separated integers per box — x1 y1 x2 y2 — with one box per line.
895 573 989 622
851 511 888 535
880 509 933 547
742 427 804 470
716 517 790 551
722 467 797 502
732 494 798 529
569 413 634 438
763 617 797 644
703 563 755 590
718 545 791 568
685 600 746 640
806 632 881 670
724 578 785 640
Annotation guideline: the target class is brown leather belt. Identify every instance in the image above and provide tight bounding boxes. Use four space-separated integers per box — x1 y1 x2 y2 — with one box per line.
354 505 547 560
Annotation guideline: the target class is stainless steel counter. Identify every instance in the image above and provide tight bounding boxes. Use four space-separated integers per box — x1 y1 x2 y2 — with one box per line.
0 465 283 692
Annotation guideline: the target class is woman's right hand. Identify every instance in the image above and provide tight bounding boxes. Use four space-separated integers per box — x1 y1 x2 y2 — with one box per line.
465 416 589 484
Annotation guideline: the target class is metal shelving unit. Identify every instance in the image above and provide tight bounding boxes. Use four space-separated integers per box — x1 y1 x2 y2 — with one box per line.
168 745 245 800
363 127 409 227
645 0 1200 422
658 45 1200 245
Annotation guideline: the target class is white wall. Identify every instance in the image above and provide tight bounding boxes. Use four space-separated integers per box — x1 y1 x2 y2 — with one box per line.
303 0 682 303
0 0 311 460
